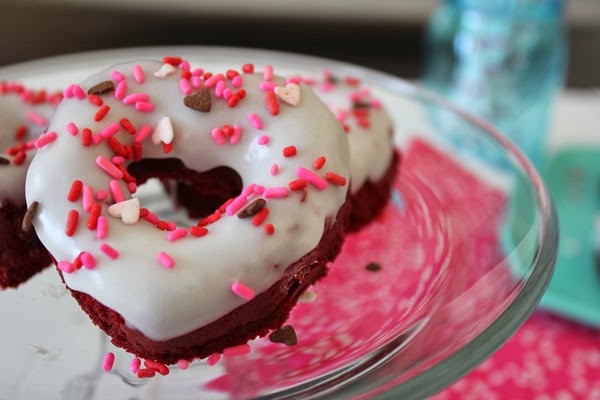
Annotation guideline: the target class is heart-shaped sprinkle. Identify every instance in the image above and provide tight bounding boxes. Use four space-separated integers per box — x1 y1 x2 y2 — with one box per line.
151 116 174 145
108 198 140 224
268 325 298 346
87 80 115 96
184 87 211 112
274 83 301 106
153 63 177 78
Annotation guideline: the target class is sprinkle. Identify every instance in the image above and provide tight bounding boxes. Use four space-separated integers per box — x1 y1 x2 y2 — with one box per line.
34 131 57 148
264 223 275 235
92 134 103 145
154 63 177 78
232 75 243 87
242 63 254 73
80 252 96 269
22 201 39 232
130 357 141 374
225 195 248 216
57 261 75 274
108 136 127 157
97 216 108 239
87 203 102 229
97 189 109 200
257 135 269 145
88 80 115 95
111 70 126 82
296 167 328 190
313 156 326 170
227 93 241 108
274 83 301 106
204 73 224 88
251 207 269 226
110 180 125 203
72 85 86 99
66 122 78 135
223 344 251 357
144 360 170 376
177 359 189 370
268 325 298 346
0 156 9 165
94 105 110 121
66 210 79 236
101 123 120 138
189 226 208 237
108 198 140 224
230 125 242 144
179 78 192 95
114 80 127 100
231 281 254 300
135 101 154 113
132 64 145 83
137 369 156 379
87 94 103 106
253 185 265 194
211 128 226 145
247 113 264 130
102 352 115 371
82 185 94 211
66 180 83 202
365 262 382 272
288 179 308 191
184 87 211 112
96 156 124 179
167 227 188 242
241 183 256 197
120 118 136 135
14 124 27 140
206 353 221 366
263 65 274 81
298 290 317 303
283 145 297 157
325 172 347 186
151 116 174 145
81 128 92 146
263 187 288 199
265 91 280 116
237 198 266 219
259 81 277 91
270 163 279 176
157 251 175 269
134 124 152 144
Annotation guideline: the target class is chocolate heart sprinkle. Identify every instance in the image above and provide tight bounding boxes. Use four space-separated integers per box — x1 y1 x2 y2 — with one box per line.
87 80 115 95
268 325 298 346
184 87 211 112
22 201 39 232
365 262 382 272
237 198 266 219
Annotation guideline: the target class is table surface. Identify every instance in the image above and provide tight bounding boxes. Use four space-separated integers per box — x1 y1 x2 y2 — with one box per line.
433 89 600 399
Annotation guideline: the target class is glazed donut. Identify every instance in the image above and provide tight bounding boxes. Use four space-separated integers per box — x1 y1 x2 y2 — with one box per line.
0 81 59 289
26 58 351 364
301 71 400 231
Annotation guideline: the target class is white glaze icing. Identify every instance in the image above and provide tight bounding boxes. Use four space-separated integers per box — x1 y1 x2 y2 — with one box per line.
301 72 395 194
26 60 350 341
0 83 59 203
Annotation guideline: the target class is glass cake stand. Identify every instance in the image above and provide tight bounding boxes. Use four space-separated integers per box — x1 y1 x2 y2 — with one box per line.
0 47 557 400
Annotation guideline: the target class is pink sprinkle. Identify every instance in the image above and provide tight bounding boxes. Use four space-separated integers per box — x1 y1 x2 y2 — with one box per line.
97 216 108 239
231 281 255 300
26 110 47 126
157 251 175 269
296 167 328 190
111 70 126 81
270 164 279 176
114 80 127 100
242 184 256 197
177 359 189 370
215 80 226 98
34 131 57 148
207 353 221 367
263 65 274 81
57 261 75 274
72 85 85 99
100 243 119 259
223 344 251 357
204 73 224 88
232 75 243 87
80 252 96 269
179 78 192 95
180 60 191 71
96 189 109 200
83 186 94 212
222 88 233 100
259 81 277 91
135 101 154 113
286 77 301 85
257 135 269 145
167 227 188 242
66 122 79 135
191 76 203 88
320 82 334 92
130 357 141 374
132 64 145 83
211 128 226 145
96 156 124 179
225 195 248 216
63 85 74 98
110 180 125 203
134 124 152 143
92 134 103 145
112 156 125 165
127 182 137 194
230 125 242 144
192 68 204 76
101 123 120 138
253 185 265 194
102 352 115 372
167 221 176 231
264 187 289 198
247 113 263 130
142 210 160 224
123 93 149 105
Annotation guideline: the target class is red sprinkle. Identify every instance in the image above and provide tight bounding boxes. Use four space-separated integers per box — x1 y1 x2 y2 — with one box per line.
189 226 208 237
288 179 307 191
313 156 326 170
264 223 275 235
251 207 269 226
94 104 110 121
66 210 79 237
144 360 170 376
14 124 27 141
283 146 297 157
120 118 136 135
265 91 280 116
325 172 347 186
87 203 102 230
88 94 103 106
163 56 182 66
67 180 83 202
136 368 156 379
242 63 254 73
81 128 92 146
108 136 127 157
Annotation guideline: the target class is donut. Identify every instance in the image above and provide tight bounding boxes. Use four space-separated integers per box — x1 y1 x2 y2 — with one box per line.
26 58 351 364
0 81 60 289
295 71 399 231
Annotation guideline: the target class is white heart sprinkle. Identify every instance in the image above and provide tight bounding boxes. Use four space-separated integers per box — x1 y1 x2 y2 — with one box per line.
153 63 177 78
151 116 174 145
274 83 301 106
108 198 140 224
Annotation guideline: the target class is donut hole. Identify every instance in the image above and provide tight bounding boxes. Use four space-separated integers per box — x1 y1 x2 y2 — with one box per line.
127 158 243 222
